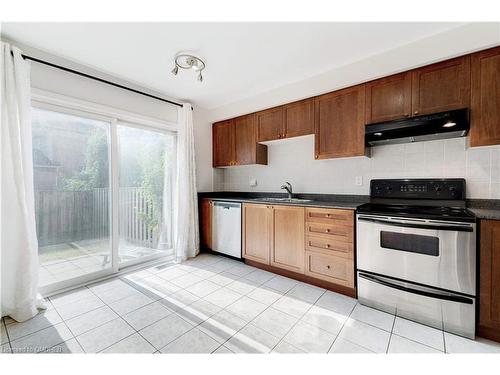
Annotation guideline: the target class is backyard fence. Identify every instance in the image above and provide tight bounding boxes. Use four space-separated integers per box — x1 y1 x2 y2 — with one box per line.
35 187 160 249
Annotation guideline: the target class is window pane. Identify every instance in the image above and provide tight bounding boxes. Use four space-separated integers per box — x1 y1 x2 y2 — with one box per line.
32 108 111 287
118 125 175 263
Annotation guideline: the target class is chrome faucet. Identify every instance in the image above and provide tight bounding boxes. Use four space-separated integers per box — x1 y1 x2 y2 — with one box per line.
280 181 293 199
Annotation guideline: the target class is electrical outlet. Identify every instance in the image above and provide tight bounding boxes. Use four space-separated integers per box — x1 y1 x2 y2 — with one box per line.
355 176 363 186
249 178 258 187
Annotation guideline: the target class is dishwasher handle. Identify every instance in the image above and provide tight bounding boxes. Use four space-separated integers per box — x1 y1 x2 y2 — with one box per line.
213 201 242 210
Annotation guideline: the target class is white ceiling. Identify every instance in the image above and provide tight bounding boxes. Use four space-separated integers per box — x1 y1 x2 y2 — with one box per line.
1 22 464 109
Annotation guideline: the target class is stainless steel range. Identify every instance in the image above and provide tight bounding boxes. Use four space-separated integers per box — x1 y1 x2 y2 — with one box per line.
356 178 476 338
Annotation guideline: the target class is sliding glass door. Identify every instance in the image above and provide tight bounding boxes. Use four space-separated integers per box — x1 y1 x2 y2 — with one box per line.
32 105 176 291
32 107 112 287
117 124 176 265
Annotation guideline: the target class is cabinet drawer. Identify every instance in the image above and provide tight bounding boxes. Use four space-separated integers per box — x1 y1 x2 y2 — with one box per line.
305 251 354 287
305 207 353 226
306 222 353 242
306 236 353 258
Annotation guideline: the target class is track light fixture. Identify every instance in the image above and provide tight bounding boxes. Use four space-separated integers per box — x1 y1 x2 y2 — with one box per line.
171 53 206 82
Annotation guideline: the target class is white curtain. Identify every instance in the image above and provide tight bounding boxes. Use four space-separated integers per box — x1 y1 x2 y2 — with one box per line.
173 103 199 261
1 42 45 322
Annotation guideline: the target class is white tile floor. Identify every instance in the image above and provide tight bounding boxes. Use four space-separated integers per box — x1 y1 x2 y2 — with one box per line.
2 253 500 354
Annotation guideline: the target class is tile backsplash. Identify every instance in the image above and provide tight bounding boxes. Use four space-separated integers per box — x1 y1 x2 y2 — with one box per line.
218 135 500 199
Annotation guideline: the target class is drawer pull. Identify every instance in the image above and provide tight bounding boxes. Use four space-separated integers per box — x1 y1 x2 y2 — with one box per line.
325 244 330 248
326 265 331 269
326 214 331 218
325 229 330 233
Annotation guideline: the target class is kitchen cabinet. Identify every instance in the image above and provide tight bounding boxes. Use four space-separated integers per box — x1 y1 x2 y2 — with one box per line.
478 219 500 343
200 199 212 250
212 119 235 167
257 99 314 142
243 203 305 272
257 106 284 141
304 207 355 288
242 203 355 291
314 84 367 159
242 203 272 264
470 46 500 147
365 72 412 124
212 115 267 167
411 55 470 116
284 98 314 138
271 205 305 273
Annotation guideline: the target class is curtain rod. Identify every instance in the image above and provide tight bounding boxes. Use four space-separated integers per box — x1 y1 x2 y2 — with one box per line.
14 52 184 108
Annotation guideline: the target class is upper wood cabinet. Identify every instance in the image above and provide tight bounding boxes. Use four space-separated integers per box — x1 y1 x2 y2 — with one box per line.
212 115 267 168
470 46 500 147
257 99 314 142
411 55 470 116
242 203 272 264
478 219 500 343
365 72 412 123
284 98 314 138
271 205 305 274
314 84 367 159
257 107 284 141
212 119 235 167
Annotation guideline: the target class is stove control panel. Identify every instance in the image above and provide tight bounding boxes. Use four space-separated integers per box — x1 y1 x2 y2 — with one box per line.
370 179 466 200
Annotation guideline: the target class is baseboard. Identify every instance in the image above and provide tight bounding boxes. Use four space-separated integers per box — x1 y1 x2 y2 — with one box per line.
478 325 500 343
245 259 357 299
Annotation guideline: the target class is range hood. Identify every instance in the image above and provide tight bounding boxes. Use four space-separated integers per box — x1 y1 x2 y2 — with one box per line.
365 108 470 146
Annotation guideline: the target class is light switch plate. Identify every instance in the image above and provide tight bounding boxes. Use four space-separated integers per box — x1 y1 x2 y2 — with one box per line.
355 176 363 186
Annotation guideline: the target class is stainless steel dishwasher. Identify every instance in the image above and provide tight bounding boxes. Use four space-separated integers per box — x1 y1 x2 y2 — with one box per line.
212 201 242 259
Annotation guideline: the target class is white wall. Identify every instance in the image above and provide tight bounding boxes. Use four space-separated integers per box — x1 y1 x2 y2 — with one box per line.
200 23 500 198
222 136 500 199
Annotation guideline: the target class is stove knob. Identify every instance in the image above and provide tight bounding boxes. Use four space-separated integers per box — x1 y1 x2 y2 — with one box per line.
434 186 442 192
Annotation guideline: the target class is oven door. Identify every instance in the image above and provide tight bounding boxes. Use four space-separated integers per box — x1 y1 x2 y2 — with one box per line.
356 214 475 295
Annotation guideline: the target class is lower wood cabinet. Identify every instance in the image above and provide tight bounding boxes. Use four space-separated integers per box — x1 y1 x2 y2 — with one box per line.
242 203 273 264
242 203 355 292
304 207 355 288
200 199 213 250
478 219 500 342
271 205 305 273
243 203 305 272
305 251 354 288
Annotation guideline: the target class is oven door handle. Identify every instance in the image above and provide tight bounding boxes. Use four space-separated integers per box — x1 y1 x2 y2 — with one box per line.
357 217 473 232
358 272 474 304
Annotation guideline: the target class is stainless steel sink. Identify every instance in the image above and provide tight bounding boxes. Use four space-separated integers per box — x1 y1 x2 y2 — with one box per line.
252 197 313 203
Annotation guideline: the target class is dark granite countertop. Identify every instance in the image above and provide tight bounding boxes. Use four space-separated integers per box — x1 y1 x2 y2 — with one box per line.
198 192 369 210
467 199 500 220
198 193 500 219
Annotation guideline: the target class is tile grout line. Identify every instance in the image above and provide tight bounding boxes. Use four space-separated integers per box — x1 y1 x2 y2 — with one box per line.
83 284 153 353
385 313 397 353
325 301 359 353
268 287 328 353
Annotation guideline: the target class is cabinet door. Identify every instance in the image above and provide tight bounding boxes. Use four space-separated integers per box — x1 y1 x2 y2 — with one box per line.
234 114 258 165
411 55 470 116
257 107 284 141
242 204 272 264
470 46 500 147
271 205 305 273
365 72 412 123
479 220 500 342
284 98 314 138
212 120 235 167
314 84 366 159
200 199 212 250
